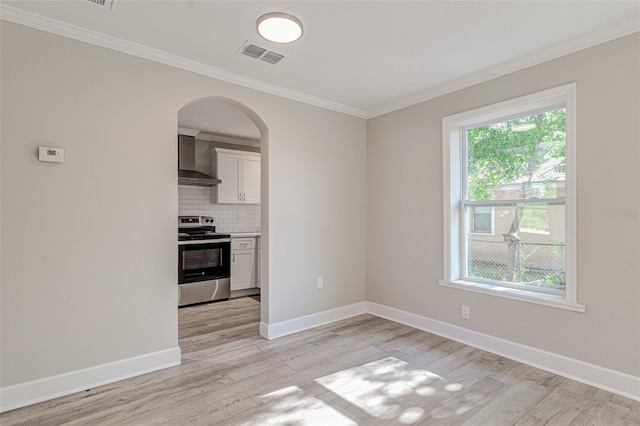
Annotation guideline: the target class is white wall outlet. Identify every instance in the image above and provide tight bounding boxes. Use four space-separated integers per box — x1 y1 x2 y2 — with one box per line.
461 305 470 320
317 277 323 288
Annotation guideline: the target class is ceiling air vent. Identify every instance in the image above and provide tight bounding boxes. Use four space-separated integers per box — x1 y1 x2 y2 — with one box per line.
87 0 115 11
261 51 285 65
242 44 267 59
238 41 286 65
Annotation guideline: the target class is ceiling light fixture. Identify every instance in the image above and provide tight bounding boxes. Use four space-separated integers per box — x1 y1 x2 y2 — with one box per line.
256 12 303 43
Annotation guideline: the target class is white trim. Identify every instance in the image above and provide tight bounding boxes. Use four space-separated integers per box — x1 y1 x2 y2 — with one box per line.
563 84 578 304
177 127 200 137
439 280 585 312
1 4 637 119
178 127 261 148
0 347 181 413
259 321 270 339
442 84 578 307
4 302 639 412
0 5 368 119
211 147 260 158
368 17 639 118
196 133 260 148
259 302 367 340
365 302 640 401
463 198 566 206
443 84 574 126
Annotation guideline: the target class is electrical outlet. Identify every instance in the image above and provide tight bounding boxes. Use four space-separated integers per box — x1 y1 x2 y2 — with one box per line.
461 305 470 320
317 277 323 288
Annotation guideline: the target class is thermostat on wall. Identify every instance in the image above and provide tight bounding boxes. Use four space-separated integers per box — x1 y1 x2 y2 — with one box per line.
39 146 64 163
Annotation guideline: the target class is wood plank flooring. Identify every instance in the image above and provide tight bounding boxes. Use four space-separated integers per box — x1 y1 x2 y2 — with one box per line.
2 297 638 425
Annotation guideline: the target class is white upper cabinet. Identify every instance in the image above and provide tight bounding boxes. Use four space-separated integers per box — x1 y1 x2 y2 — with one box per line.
210 148 261 204
242 155 261 204
216 151 243 204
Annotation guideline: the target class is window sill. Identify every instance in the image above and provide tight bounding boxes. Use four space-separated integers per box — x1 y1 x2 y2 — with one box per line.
438 279 586 312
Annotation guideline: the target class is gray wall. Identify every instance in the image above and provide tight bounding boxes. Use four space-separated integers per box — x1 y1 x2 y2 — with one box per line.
0 22 368 387
367 33 640 376
2 18 637 395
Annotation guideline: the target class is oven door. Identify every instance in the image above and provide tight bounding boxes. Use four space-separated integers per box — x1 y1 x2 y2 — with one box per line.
178 240 231 284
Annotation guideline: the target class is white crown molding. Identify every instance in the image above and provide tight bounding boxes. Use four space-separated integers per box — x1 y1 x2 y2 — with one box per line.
177 127 200 137
368 17 640 118
178 127 260 147
196 132 260 148
0 5 637 120
0 4 368 119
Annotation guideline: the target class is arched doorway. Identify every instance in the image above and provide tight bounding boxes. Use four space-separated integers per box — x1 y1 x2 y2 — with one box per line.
176 97 269 349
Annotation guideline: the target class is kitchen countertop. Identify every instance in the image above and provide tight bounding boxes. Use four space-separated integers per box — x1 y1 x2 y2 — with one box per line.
230 232 261 238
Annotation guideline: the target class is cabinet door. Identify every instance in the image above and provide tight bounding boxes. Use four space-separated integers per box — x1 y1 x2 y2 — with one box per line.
256 238 261 288
217 153 242 204
242 156 261 204
231 249 256 290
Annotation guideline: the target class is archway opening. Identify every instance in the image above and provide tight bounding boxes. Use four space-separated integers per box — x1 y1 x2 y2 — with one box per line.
176 97 269 351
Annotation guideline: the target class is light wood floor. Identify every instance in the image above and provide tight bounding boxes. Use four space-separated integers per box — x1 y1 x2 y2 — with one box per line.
2 297 638 425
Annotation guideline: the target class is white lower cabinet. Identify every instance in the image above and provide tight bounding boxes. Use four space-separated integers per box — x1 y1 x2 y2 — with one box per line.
231 238 256 291
256 237 261 288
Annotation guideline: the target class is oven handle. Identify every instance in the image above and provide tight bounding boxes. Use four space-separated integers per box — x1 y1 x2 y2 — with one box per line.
178 238 231 245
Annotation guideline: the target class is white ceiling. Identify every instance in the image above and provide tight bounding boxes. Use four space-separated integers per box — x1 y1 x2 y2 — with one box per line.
2 1 639 122
178 99 261 140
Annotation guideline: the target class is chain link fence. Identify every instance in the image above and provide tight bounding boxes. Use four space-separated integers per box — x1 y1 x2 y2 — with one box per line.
467 238 565 290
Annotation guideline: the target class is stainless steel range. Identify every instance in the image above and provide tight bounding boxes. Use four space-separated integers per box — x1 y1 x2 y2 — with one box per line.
178 216 231 306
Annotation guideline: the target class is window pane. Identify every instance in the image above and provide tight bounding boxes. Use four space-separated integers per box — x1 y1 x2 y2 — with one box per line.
465 203 565 292
471 206 492 233
466 108 566 201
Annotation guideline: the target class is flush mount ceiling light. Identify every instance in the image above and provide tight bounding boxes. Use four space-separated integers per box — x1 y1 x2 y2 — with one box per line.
256 12 303 43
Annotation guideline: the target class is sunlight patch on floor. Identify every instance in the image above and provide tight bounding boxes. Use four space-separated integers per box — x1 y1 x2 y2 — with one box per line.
315 357 463 424
239 385 357 426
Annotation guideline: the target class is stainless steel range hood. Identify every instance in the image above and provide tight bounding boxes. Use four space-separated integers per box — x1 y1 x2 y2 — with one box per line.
178 134 221 186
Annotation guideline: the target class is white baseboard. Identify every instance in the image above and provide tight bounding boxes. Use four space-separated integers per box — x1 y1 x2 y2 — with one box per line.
260 301 367 340
5 300 638 412
260 321 269 339
0 347 181 413
366 301 640 401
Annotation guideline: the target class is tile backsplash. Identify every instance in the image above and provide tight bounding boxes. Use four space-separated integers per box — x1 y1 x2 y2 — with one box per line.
178 185 260 233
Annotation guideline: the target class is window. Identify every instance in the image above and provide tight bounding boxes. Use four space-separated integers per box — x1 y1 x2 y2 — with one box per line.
440 84 583 312
470 206 494 234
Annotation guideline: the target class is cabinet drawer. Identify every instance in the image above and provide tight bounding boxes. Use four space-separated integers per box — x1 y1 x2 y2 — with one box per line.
232 238 255 249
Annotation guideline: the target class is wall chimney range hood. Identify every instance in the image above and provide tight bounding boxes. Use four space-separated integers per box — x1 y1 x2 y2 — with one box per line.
178 134 221 186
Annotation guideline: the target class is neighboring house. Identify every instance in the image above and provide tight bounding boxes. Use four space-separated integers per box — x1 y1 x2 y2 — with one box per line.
468 157 566 286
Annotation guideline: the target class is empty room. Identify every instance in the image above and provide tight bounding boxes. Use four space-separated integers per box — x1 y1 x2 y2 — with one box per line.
1 1 638 425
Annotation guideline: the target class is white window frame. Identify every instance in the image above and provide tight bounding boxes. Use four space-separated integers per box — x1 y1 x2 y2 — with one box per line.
440 84 584 312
